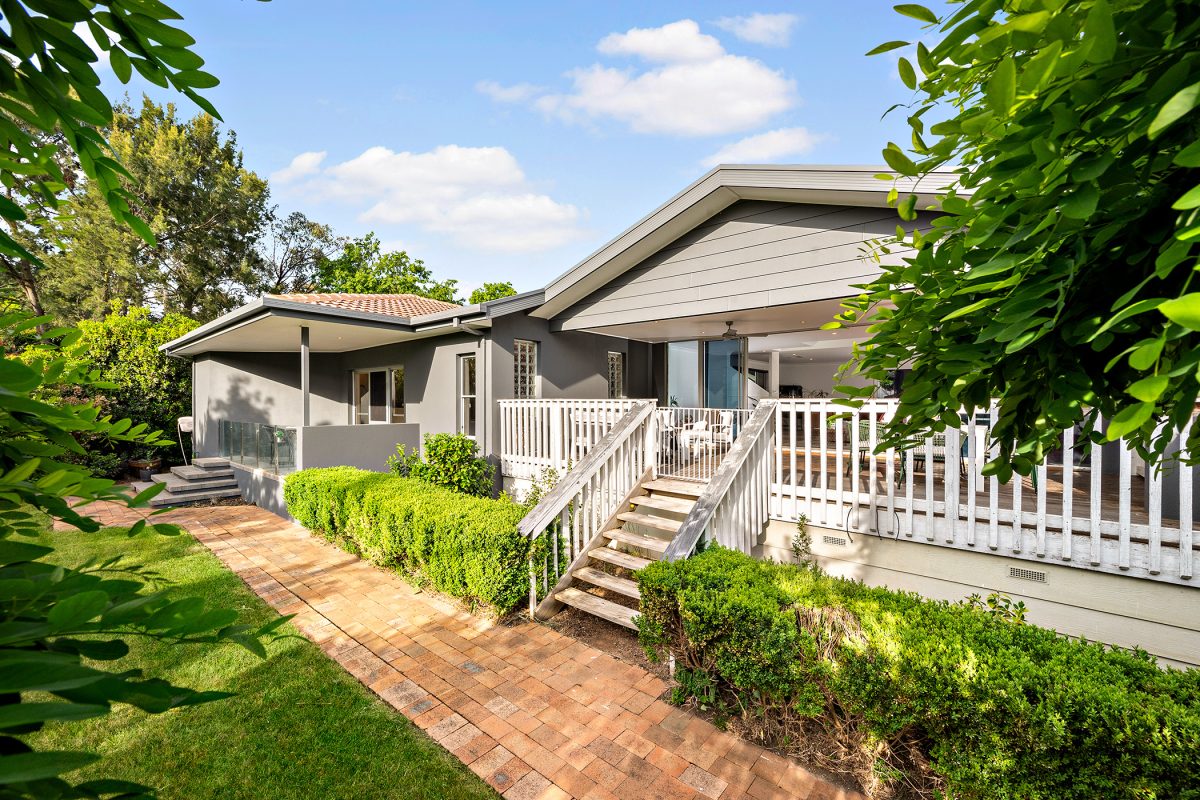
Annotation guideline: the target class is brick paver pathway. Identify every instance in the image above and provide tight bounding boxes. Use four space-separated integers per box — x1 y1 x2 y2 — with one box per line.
81 502 862 800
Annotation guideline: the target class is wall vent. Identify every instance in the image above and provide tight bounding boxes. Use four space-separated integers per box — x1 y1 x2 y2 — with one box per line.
823 535 848 547
1009 566 1047 583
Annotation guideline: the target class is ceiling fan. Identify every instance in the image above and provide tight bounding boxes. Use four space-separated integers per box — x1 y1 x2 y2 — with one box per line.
721 321 739 340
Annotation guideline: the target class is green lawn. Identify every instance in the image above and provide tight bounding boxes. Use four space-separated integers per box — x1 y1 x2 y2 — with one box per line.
28 524 498 800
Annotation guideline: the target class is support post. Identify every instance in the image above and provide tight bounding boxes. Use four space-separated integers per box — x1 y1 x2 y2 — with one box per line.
300 326 310 428
769 350 781 398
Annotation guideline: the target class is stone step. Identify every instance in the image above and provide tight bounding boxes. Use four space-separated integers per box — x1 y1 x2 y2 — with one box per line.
554 587 639 630
151 473 239 493
616 511 682 535
192 457 231 470
630 494 695 515
588 547 653 572
148 486 243 507
605 526 669 554
171 464 235 481
643 478 705 499
571 566 640 599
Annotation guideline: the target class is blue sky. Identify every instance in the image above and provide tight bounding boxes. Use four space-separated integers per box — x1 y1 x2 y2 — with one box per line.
116 1 937 299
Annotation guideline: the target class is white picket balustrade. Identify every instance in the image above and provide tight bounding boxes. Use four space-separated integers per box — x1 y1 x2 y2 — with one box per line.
499 399 639 479
770 399 1198 586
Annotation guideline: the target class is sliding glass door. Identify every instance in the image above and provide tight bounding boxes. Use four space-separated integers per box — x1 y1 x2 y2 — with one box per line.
703 338 743 409
665 338 746 408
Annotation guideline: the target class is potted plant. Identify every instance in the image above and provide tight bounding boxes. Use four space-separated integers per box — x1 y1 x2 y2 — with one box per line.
127 445 162 482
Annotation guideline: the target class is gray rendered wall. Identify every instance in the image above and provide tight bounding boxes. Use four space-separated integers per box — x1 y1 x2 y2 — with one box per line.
483 313 652 458
301 423 421 472
555 200 932 331
191 332 487 460
191 351 345 457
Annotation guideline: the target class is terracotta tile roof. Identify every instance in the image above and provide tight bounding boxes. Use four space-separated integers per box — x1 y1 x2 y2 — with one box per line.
270 293 462 319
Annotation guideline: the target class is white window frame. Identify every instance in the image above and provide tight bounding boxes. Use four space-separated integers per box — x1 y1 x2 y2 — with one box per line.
458 354 478 438
607 351 625 399
513 339 539 399
352 367 405 424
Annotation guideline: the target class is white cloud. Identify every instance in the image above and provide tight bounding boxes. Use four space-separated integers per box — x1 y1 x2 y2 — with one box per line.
702 127 824 167
480 19 796 137
272 151 327 184
475 80 543 103
74 23 110 70
597 20 724 63
713 13 801 47
287 145 586 253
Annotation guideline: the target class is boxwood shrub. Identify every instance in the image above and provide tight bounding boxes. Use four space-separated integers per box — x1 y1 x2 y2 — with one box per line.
636 547 1200 799
284 467 529 612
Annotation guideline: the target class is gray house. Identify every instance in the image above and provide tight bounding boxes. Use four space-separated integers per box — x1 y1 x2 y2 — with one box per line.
163 164 1200 667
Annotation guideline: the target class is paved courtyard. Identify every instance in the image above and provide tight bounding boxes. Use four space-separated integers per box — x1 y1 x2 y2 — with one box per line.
82 501 861 800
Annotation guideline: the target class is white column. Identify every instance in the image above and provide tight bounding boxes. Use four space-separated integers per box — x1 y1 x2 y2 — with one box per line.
769 350 781 398
300 326 310 428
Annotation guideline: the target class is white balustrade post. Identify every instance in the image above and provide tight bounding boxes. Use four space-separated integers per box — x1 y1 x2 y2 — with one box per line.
550 404 564 472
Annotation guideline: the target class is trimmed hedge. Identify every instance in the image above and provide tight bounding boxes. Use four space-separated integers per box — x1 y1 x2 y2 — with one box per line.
284 467 529 612
637 547 1200 799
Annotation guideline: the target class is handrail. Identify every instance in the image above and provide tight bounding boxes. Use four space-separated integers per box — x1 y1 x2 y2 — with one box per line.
663 400 777 562
518 400 656 538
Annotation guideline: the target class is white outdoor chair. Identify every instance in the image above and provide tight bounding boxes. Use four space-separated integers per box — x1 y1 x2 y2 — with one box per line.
711 411 735 447
679 419 711 454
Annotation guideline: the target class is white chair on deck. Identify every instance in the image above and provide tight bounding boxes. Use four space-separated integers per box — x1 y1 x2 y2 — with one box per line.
711 411 735 448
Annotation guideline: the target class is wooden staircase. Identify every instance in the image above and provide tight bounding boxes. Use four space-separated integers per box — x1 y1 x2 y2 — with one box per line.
548 477 704 630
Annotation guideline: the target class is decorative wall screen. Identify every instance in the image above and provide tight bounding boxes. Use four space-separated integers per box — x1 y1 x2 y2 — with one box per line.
607 351 625 399
514 339 539 399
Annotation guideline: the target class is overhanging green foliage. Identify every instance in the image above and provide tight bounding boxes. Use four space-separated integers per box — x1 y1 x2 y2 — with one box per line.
284 468 530 612
637 547 1200 798
0 312 284 798
835 1 1200 477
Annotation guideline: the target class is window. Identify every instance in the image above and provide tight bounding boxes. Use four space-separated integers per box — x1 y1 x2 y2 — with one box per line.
607 351 625 399
459 354 477 437
514 339 538 399
391 367 405 422
353 368 405 423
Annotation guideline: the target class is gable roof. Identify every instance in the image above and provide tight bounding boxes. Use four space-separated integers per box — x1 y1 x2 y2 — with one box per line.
530 164 963 320
270 293 461 318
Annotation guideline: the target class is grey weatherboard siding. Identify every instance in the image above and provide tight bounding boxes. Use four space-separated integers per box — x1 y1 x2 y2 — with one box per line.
555 200 931 331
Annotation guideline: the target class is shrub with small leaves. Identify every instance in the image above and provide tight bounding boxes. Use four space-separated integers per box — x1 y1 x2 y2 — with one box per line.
284 467 529 612
389 433 494 497
637 547 1200 798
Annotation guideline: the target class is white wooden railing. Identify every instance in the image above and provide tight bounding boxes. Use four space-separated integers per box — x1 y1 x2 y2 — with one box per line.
519 401 657 615
499 399 640 479
771 399 1196 586
655 406 752 481
663 401 776 561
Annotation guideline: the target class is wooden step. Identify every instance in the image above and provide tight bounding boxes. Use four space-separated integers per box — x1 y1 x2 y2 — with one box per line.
554 587 639 630
616 511 682 535
605 526 669 554
589 547 653 572
631 494 695 515
572 566 640 599
643 478 705 498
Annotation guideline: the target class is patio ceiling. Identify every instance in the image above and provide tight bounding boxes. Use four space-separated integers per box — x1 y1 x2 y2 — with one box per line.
165 310 487 356
566 298 870 344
